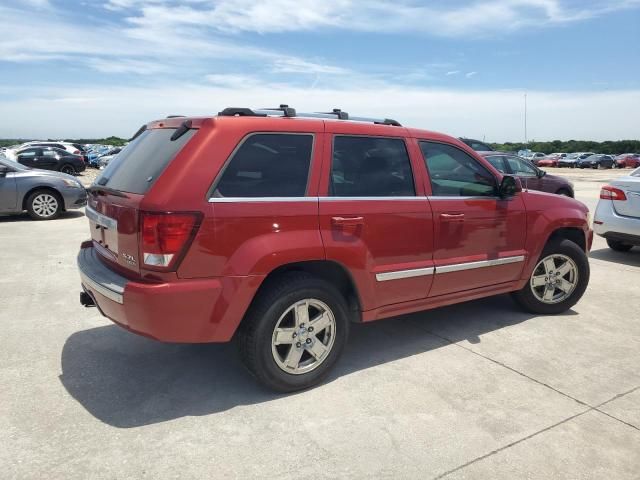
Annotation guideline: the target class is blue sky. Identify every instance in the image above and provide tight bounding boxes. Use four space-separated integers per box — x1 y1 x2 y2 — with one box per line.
1 0 639 141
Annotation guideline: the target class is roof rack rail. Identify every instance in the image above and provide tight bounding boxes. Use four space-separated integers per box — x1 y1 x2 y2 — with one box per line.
317 108 349 120
218 107 267 117
166 115 185 118
217 105 402 126
259 104 297 117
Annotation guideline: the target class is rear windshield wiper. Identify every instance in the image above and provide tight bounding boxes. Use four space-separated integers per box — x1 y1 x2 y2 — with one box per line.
87 185 129 198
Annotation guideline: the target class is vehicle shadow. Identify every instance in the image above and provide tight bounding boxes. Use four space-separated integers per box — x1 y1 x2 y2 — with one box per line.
0 210 85 222
589 247 640 267
59 295 544 428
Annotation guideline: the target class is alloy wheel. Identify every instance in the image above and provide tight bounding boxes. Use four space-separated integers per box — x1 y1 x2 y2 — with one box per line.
271 299 337 375
31 193 59 218
530 254 579 304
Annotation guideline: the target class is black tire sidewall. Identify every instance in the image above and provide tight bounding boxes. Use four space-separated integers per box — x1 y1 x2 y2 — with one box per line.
59 164 76 175
514 239 589 314
241 276 350 392
606 239 633 252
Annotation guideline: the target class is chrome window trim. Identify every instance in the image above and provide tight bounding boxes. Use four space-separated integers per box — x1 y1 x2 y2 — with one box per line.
85 205 117 230
209 196 430 203
209 196 318 203
376 267 434 282
437 255 525 274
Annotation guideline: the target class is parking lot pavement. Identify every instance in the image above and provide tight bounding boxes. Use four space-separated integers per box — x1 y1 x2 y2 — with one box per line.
2 170 639 479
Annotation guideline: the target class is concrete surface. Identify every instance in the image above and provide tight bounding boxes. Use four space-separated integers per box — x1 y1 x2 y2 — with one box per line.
1 168 639 479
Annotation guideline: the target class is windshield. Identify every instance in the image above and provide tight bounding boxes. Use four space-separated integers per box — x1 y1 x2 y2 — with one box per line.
0 155 29 170
631 167 640 177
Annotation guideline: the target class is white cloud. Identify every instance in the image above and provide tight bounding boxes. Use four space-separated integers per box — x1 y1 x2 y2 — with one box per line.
446 71 460 76
2 83 638 142
466 71 478 78
113 0 640 37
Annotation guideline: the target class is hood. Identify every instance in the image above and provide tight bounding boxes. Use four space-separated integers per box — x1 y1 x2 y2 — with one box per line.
16 167 81 183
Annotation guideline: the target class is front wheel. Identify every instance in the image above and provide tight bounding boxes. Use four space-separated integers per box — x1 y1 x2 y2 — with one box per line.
237 272 350 392
512 238 589 314
26 190 62 220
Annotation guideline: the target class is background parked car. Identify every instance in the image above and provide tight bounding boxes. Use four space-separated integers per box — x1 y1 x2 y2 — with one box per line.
614 153 640 169
577 154 614 169
594 167 640 251
15 147 86 175
459 138 494 151
537 155 560 167
526 152 547 165
0 155 87 220
558 152 595 168
481 152 574 196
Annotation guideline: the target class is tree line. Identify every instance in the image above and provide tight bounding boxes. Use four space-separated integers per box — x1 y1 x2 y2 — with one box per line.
489 139 640 155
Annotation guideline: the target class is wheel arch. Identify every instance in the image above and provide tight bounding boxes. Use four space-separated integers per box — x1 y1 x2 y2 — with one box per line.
251 260 362 323
546 227 587 252
22 186 64 211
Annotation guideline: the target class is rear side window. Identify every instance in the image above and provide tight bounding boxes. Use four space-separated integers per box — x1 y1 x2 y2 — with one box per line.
331 136 415 197
420 141 496 197
213 134 313 198
96 128 195 194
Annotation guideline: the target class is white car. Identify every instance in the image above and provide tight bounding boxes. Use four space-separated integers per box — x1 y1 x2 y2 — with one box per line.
593 167 640 251
6 141 83 160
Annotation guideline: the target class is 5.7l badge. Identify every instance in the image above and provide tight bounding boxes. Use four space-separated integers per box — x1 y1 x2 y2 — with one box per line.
121 252 137 266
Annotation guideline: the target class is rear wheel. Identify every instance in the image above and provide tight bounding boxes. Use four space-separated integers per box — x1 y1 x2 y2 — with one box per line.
237 272 350 392
512 238 589 314
26 190 62 220
606 239 633 252
556 189 572 197
59 164 76 175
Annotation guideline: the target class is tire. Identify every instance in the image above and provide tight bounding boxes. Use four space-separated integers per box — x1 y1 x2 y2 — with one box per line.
512 238 589 314
26 189 62 220
59 164 76 175
606 239 633 252
556 189 573 197
237 272 350 392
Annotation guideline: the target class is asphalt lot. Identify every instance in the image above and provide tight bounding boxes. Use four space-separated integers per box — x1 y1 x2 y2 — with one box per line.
2 167 639 479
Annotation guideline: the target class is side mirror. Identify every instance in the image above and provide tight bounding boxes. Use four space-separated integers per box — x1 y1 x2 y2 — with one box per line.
499 175 522 197
0 165 9 177
537 169 546 178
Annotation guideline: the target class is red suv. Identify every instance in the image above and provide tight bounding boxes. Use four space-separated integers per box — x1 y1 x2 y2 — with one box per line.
78 106 592 391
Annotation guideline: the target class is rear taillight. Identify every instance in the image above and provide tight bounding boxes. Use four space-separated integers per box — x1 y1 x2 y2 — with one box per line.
140 212 201 269
600 185 627 201
73 150 80 154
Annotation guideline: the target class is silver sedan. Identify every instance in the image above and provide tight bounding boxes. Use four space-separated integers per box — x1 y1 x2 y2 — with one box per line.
0 155 87 220
593 167 640 251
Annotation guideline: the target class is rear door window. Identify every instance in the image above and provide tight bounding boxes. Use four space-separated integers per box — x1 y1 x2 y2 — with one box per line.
330 136 415 197
212 133 313 198
96 128 195 194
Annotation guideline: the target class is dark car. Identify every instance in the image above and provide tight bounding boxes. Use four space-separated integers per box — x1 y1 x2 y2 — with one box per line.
577 154 614 169
459 138 494 151
15 147 86 175
481 152 574 196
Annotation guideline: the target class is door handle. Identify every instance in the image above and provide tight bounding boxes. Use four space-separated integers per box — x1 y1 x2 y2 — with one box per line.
332 216 364 227
440 213 465 221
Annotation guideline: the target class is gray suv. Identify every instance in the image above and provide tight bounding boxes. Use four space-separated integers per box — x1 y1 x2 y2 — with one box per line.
0 156 87 220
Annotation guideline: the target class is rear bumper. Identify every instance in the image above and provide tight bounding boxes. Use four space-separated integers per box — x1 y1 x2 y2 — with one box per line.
593 200 640 241
77 245 262 343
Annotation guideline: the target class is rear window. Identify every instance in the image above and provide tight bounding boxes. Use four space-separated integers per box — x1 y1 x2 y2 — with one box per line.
96 128 195 194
